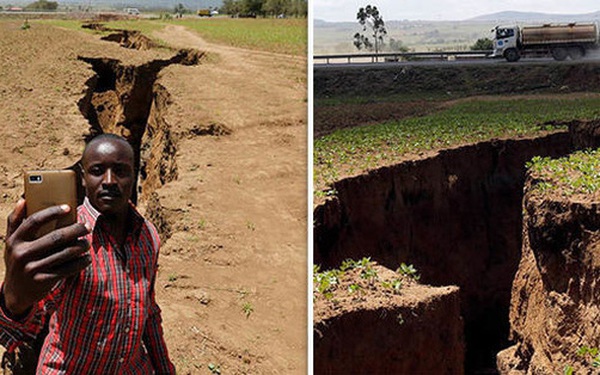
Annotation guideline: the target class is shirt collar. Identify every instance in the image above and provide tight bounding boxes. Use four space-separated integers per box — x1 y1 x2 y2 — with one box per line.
82 196 144 232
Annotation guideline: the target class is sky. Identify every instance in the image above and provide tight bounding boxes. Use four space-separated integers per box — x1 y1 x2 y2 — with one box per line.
313 0 600 22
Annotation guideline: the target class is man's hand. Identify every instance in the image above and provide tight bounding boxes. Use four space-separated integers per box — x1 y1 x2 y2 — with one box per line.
3 199 91 317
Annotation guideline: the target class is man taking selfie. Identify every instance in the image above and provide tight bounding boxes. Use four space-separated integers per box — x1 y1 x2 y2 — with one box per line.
0 134 175 373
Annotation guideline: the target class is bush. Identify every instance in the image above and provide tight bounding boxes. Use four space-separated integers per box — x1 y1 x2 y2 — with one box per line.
470 38 493 51
25 0 58 11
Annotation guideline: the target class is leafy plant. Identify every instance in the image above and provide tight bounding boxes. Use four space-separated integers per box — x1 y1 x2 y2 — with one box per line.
241 301 254 318
208 363 221 374
397 263 420 281
577 345 600 367
381 279 402 293
347 283 361 293
313 265 341 298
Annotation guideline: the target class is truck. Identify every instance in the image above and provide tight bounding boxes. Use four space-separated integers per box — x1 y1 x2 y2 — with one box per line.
197 8 212 17
492 23 599 62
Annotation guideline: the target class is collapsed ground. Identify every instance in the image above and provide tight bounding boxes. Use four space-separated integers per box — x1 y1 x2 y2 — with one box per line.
313 61 600 373
0 20 307 374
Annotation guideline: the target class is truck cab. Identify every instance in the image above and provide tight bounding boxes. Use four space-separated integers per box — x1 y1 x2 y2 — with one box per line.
492 25 520 61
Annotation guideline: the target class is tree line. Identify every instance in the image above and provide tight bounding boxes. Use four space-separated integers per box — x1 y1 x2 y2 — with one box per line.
221 0 307 17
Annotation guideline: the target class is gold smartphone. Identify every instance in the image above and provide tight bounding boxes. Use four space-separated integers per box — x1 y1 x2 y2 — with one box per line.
24 170 78 238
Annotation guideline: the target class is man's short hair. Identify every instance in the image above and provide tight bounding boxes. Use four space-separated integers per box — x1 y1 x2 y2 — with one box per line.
80 133 136 175
83 133 134 156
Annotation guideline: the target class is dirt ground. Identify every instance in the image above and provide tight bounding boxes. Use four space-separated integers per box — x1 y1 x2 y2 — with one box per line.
0 20 307 374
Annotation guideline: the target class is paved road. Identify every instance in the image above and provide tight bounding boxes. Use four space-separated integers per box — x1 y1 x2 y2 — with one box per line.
314 56 600 69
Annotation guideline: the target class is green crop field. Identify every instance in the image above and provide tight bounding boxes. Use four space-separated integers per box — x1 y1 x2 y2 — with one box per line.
314 97 600 194
173 18 307 56
40 17 306 56
528 149 600 198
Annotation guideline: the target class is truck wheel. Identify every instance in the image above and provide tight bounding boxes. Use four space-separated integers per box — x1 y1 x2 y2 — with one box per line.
504 49 520 62
551 48 568 61
568 47 585 60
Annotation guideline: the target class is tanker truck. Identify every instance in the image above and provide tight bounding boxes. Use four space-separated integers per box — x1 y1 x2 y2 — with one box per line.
492 23 599 62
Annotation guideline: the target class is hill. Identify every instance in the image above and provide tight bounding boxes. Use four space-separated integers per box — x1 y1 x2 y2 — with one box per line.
469 10 600 23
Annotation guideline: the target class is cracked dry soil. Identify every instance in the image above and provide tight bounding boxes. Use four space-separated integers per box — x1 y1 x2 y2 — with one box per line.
0 21 307 374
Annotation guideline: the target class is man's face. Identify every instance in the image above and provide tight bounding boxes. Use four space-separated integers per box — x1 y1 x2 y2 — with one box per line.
81 139 135 218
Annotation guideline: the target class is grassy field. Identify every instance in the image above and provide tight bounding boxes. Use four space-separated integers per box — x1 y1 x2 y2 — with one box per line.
173 18 306 56
39 17 307 56
314 97 600 194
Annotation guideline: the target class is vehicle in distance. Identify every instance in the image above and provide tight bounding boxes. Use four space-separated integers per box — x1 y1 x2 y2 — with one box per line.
197 8 218 17
492 23 599 62
124 7 140 15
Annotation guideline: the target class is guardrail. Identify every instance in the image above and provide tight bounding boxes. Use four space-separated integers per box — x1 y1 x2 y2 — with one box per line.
314 50 493 64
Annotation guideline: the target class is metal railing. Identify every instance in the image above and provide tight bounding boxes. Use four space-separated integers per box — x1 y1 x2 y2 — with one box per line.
314 50 493 64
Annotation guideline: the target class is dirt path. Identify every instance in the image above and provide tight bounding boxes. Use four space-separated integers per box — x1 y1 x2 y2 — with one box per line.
149 25 308 373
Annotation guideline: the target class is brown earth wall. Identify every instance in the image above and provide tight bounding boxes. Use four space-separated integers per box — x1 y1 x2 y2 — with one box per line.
314 286 464 375
497 177 600 374
314 62 600 99
314 132 573 372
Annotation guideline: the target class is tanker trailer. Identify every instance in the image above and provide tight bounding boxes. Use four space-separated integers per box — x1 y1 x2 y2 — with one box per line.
492 23 599 62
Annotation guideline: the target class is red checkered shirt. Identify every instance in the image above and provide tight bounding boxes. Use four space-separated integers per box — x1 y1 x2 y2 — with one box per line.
0 197 175 374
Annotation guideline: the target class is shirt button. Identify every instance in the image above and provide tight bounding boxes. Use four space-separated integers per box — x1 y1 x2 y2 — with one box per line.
125 327 130 333
119 358 124 363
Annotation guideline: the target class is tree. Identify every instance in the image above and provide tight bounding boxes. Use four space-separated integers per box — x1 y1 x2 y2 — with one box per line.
386 38 409 53
174 3 188 15
242 0 264 16
25 0 58 10
221 0 242 15
471 38 493 51
285 0 307 17
353 5 386 54
263 0 286 16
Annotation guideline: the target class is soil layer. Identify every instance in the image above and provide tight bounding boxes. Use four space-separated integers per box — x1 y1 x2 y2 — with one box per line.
498 145 600 374
314 132 573 372
315 264 463 374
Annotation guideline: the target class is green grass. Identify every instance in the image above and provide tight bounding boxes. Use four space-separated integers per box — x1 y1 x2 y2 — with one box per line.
314 97 600 193
39 17 306 55
314 258 416 300
173 18 306 56
527 149 600 198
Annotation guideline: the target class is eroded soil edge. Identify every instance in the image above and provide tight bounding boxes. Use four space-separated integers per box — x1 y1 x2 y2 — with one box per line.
314 131 574 372
77 48 207 240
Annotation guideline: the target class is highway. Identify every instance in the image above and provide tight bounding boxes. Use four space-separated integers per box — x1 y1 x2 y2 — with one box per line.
313 56 600 69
